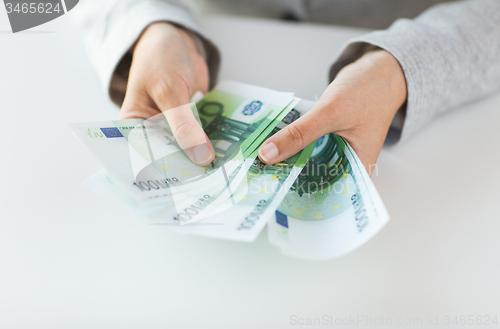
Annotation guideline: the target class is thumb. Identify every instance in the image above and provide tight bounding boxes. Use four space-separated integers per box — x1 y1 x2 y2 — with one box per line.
163 103 215 166
258 105 338 164
121 86 215 167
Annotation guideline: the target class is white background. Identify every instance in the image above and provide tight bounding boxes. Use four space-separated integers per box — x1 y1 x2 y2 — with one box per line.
1 6 500 329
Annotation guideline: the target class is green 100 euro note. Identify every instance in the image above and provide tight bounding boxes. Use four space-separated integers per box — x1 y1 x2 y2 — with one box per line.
84 99 319 242
74 82 391 254
69 81 298 207
268 134 390 260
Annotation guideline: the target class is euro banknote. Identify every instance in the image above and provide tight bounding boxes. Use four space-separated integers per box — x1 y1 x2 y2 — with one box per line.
267 135 390 260
85 141 314 241
70 81 298 206
74 81 391 258
85 99 319 241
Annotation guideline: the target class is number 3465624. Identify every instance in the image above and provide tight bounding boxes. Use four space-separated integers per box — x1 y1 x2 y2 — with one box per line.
5 2 62 14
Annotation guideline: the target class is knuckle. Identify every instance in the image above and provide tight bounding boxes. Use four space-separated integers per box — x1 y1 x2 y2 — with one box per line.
172 120 200 141
151 78 173 103
150 74 192 108
284 124 305 150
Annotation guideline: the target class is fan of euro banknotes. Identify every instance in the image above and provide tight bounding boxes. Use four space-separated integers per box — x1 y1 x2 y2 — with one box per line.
70 81 389 260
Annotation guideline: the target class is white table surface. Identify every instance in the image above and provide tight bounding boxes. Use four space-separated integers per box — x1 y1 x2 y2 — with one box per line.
1 10 500 329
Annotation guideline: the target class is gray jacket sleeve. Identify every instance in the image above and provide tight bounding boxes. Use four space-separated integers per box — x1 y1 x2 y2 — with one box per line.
71 0 220 106
329 0 500 143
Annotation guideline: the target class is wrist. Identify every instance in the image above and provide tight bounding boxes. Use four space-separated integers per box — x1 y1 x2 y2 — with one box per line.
134 22 200 57
361 49 408 115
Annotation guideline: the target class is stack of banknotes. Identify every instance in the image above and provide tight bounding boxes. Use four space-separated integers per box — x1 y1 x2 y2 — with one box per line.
70 81 389 260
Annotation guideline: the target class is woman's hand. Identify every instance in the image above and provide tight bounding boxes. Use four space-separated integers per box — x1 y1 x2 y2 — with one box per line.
120 22 215 166
258 49 407 175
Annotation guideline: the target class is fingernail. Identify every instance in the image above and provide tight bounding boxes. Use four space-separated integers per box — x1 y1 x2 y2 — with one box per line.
259 142 279 163
193 144 212 165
